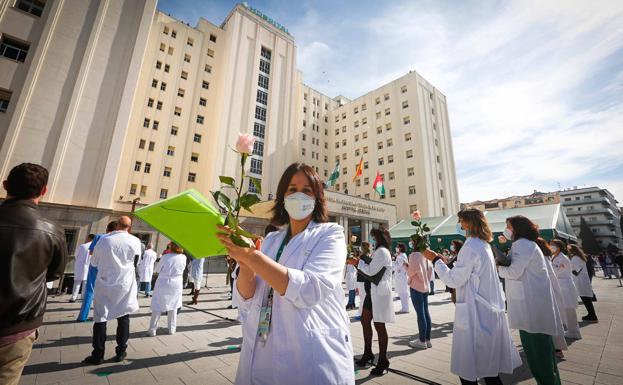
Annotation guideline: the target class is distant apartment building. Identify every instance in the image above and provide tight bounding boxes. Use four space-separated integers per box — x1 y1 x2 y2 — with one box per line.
463 191 560 211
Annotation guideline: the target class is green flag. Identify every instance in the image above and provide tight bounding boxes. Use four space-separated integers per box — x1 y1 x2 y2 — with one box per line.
325 162 340 187
372 171 385 196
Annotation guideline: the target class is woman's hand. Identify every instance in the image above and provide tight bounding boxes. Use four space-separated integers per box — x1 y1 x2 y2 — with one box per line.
216 225 256 264
423 249 448 263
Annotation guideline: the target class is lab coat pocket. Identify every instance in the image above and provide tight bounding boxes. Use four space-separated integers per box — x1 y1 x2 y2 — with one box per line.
310 328 353 384
454 302 469 331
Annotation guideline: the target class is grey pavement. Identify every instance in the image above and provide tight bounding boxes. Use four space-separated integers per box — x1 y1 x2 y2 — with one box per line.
19 272 623 385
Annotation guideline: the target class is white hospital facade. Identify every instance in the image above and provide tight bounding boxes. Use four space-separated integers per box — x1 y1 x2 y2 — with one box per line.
0 0 458 252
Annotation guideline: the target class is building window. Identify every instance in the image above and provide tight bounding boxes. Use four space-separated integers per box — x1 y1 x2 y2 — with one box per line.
377 142 383 150
140 186 147 197
364 177 369 185
342 153 347 160
143 118 150 128
385 108 390 116
174 107 181 116
302 148 306 156
302 133 306 141
390 189 396 198
134 161 141 172
167 146 175 156
159 43 165 52
168 46 174 55
258 74 269 89
184 54 191 63
193 133 202 143
16 0 45 16
191 152 199 162
160 189 168 199
405 133 412 141
376 112 381 119
164 64 170 73
402 100 409 108
335 142 339 149
209 34 217 43
156 61 162 69
259 59 271 74
385 123 392 131
163 167 171 177
253 122 265 138
148 141 155 151
250 158 263 174
163 26 169 35
355 149 360 157
375 97 380 105
378 157 384 166
205 64 212 73
376 126 382 134
261 47 271 60
199 97 206 106
256 90 268 105
363 161 369 169
406 150 413 158
409 186 416 195
248 179 260 194
0 89 11 113
384 93 390 101
171 126 178 135
440 189 444 198
202 81 209 90
130 184 137 195
152 120 159 130
253 141 264 156
342 139 347 146
362 117 367 125
401 85 407 93
188 173 196 182
363 131 368 139
354 121 359 128
156 101 162 110
388 155 394 163
387 138 393 147
171 30 177 38
151 79 158 88
408 167 414 176
144 163 151 173
354 106 359 114
181 71 188 80
255 106 266 121
389 171 395 180
147 98 154 107
403 116 410 125
139 139 146 149
207 49 215 57
187 38 194 46
160 82 167 91
196 115 204 124
363 147 368 155
342 167 348 175
355 135 359 142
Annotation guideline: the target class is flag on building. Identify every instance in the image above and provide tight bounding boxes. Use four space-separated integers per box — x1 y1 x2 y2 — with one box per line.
352 157 363 182
372 171 385 197
325 162 340 188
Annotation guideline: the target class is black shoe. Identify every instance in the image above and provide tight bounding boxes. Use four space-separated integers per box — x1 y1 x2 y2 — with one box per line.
370 359 389 375
114 352 127 362
355 352 375 367
82 355 103 365
582 315 598 323
69 299 76 303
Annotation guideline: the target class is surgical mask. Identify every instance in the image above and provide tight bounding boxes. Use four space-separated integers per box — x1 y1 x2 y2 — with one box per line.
395 247 400 253
551 245 559 254
456 223 466 237
284 192 315 220
450 245 456 252
370 237 377 249
503 228 513 241
409 242 414 249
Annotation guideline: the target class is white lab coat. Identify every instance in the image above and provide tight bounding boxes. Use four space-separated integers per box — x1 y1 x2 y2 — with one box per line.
544 258 568 351
151 253 187 312
393 252 409 296
137 249 157 283
570 256 593 298
358 247 396 323
92 231 141 322
434 237 521 381
73 242 91 281
188 257 205 287
550 253 578 309
498 239 564 336
344 264 357 291
233 221 354 385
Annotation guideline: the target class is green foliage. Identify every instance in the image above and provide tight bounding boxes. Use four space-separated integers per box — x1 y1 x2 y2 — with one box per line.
579 217 601 254
410 220 431 252
249 176 262 195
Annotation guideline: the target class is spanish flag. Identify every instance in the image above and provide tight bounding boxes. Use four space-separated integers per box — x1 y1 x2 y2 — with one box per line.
352 157 363 182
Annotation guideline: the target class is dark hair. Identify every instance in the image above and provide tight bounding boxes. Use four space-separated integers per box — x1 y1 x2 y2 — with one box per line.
535 237 552 257
506 215 539 241
5 163 49 199
397 243 407 253
361 242 371 255
550 239 566 252
457 208 492 242
264 224 278 236
568 244 587 262
451 239 464 254
87 234 95 241
270 163 328 226
105 221 118 232
370 227 391 250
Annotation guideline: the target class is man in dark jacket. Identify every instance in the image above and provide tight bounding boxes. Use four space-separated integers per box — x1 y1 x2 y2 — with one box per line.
0 163 66 385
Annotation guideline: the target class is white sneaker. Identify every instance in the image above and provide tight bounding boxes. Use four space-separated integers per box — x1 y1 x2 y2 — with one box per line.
168 329 176 335
146 329 156 337
426 340 432 348
408 339 427 349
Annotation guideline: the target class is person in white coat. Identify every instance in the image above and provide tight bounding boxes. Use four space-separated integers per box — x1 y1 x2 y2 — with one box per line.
393 243 410 313
83 216 141 365
148 243 187 336
137 243 157 297
424 209 521 385
356 228 395 376
344 254 358 310
549 239 582 339
568 244 598 322
187 256 205 305
216 163 354 385
70 234 94 302
497 216 563 385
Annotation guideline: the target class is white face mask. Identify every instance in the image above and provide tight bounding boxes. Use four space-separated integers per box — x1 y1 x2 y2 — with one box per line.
284 192 315 220
551 245 559 254
503 228 513 240
450 245 456 252
395 247 400 253
409 242 414 249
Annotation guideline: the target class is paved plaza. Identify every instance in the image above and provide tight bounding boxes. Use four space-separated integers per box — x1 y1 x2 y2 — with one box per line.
18 273 623 385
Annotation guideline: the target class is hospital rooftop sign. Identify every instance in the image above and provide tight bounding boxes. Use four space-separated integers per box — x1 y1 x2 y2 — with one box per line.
242 2 290 35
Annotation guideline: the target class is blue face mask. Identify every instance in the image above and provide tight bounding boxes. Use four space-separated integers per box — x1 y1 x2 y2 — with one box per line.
369 236 376 249
456 223 466 237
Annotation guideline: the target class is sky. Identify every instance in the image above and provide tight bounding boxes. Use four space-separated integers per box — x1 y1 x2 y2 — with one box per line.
159 0 623 204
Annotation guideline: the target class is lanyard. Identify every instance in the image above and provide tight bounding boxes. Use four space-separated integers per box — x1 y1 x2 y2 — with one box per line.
257 228 290 343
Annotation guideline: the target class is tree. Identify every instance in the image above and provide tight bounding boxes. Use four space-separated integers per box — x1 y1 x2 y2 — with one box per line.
579 217 601 254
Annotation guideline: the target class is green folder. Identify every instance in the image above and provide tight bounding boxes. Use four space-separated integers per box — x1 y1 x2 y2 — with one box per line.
134 189 226 258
